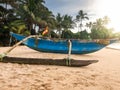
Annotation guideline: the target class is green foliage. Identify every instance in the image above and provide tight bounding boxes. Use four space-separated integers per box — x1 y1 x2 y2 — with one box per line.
80 30 89 39
75 10 89 32
55 13 74 38
62 15 75 29
61 30 74 39
90 16 113 39
15 0 50 32
73 32 81 39
50 31 58 38
9 20 26 33
0 1 118 46
90 27 112 39
112 32 120 39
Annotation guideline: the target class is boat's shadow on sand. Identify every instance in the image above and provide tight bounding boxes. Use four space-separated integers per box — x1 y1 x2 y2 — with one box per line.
1 56 98 67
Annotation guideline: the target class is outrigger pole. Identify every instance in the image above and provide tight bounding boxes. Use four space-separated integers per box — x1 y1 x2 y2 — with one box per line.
0 34 73 64
0 34 39 61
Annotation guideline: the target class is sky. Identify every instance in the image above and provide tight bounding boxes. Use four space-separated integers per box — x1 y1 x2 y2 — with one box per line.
45 0 120 33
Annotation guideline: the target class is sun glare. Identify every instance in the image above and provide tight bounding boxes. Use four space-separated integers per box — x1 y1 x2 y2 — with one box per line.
96 0 120 32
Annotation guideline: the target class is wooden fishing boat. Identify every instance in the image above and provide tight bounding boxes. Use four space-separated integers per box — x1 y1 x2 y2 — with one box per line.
10 32 114 54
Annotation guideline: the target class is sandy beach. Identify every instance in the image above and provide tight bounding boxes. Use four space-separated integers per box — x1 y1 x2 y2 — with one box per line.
0 45 120 90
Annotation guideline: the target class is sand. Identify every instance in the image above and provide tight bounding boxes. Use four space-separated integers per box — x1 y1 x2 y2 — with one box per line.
0 45 120 90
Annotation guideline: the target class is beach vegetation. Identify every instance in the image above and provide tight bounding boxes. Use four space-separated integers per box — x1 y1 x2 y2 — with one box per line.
90 17 113 39
0 0 119 46
75 10 89 32
54 13 75 39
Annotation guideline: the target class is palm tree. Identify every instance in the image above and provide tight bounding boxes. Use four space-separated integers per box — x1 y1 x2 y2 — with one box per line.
103 16 110 25
55 13 63 38
45 13 56 38
90 17 112 39
55 13 75 39
75 10 89 32
86 22 92 29
15 0 47 33
61 14 75 38
62 14 75 30
0 0 17 11
93 18 105 31
0 0 11 9
0 1 17 31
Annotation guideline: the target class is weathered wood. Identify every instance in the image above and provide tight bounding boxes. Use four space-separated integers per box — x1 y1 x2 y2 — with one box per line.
0 35 41 61
2 56 98 67
3 35 40 56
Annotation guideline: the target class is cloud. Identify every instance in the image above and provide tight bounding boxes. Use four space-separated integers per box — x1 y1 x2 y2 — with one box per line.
45 0 120 32
45 0 97 17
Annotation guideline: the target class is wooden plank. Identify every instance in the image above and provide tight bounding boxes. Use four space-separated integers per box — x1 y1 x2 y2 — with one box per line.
1 56 98 67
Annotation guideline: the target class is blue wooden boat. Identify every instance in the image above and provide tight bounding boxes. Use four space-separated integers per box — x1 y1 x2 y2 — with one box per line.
10 32 114 54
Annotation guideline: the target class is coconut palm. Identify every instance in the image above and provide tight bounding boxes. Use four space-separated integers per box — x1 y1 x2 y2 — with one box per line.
55 13 63 38
75 10 89 32
86 22 92 29
15 0 47 33
0 0 17 10
86 22 93 33
55 13 75 38
62 14 75 30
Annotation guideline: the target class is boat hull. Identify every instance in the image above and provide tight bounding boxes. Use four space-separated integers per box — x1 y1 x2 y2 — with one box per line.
11 33 106 54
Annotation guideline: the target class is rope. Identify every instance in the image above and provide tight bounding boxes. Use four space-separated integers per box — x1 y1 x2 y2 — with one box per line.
0 53 6 61
9 35 12 46
66 39 72 66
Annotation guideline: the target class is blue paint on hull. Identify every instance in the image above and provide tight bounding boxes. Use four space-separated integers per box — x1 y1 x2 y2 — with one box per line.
11 33 106 54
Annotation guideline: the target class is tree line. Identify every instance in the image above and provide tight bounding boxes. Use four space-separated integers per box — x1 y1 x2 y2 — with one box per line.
0 0 119 46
